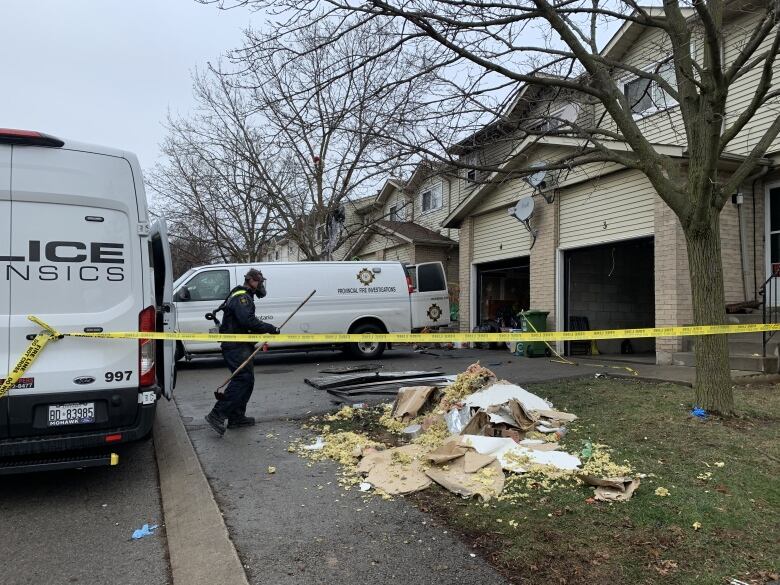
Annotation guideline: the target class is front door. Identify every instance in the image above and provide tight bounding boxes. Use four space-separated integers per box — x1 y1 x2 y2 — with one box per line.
767 184 780 282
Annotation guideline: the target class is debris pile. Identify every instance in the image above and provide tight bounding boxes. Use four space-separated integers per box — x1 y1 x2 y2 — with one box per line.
295 362 640 502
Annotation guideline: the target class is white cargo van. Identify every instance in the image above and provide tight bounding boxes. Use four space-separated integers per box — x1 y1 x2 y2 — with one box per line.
0 129 175 471
173 261 450 359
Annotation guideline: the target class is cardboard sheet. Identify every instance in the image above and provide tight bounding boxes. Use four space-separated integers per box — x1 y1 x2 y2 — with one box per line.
357 445 432 495
425 457 504 501
391 386 437 420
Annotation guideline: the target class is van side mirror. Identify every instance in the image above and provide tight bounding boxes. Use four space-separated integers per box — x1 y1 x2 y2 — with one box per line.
175 287 191 302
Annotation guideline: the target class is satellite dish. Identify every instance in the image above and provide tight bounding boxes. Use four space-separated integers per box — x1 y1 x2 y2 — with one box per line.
526 170 547 188
512 196 535 222
508 196 538 249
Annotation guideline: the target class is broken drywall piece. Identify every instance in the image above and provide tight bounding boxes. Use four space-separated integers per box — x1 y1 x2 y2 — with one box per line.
463 383 551 412
460 435 581 473
357 444 432 495
425 457 504 501
391 386 437 420
582 476 641 502
463 451 496 473
533 409 578 423
461 411 491 436
427 438 468 465
536 424 561 433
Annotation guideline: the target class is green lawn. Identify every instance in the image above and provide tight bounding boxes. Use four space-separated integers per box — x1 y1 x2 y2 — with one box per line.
314 378 780 584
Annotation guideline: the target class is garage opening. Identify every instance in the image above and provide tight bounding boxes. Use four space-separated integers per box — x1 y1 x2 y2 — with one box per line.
564 237 655 357
475 258 530 329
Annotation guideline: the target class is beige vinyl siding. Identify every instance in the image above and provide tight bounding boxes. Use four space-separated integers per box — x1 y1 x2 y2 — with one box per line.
723 11 780 156
559 170 655 248
383 244 412 263
470 145 568 216
472 207 531 263
358 231 406 257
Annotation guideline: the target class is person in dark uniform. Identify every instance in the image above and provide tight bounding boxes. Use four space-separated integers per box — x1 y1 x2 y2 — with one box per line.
205 268 278 436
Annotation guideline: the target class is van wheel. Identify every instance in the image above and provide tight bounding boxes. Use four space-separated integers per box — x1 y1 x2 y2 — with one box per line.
175 342 185 362
347 324 385 359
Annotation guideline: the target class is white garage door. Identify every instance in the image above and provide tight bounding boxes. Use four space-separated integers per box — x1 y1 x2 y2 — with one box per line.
559 170 656 248
473 207 531 263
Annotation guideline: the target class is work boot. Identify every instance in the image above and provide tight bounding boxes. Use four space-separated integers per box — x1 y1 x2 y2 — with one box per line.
205 411 226 437
227 415 256 429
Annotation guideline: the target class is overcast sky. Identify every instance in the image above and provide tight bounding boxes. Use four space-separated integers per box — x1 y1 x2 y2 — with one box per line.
1 0 254 171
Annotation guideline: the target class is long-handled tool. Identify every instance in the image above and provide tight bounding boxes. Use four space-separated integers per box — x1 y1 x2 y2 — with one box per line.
214 289 316 399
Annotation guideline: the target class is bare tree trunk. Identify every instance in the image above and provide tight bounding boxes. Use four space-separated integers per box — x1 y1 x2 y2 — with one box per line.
684 215 734 414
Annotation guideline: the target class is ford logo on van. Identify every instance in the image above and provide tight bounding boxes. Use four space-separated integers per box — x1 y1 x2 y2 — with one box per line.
73 376 95 385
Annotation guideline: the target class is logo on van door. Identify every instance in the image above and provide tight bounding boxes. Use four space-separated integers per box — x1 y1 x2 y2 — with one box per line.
356 268 375 286
1 240 125 282
426 304 443 322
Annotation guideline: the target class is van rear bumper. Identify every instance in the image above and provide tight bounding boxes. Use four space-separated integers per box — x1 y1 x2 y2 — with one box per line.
0 400 157 458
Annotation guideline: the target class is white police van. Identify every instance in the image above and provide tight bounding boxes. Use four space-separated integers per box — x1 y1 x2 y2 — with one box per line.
173 261 450 360
0 129 175 472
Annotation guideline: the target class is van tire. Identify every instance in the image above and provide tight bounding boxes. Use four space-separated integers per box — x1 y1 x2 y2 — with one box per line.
175 341 185 362
347 323 385 360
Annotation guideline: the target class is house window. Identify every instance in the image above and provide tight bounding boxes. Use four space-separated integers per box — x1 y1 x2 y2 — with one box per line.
389 203 404 221
275 250 280 261
421 184 443 213
466 168 477 182
624 61 677 116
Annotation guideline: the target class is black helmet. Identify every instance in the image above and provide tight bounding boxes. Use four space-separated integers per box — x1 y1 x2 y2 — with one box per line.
244 268 265 282
245 268 267 298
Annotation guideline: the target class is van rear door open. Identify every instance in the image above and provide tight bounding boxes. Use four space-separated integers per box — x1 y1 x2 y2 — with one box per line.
6 147 141 437
150 218 175 398
409 262 451 329
0 145 11 439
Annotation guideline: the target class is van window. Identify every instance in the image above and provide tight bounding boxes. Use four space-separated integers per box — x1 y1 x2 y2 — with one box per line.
183 269 231 301
417 264 446 292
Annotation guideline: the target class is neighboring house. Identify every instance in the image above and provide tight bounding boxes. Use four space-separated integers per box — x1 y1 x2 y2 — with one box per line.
442 5 780 371
347 170 460 286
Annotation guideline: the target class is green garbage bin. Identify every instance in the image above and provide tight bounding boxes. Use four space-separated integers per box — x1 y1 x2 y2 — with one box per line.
518 310 550 358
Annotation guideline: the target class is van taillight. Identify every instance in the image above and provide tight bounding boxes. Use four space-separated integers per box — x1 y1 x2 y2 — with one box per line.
0 128 64 147
139 306 156 388
406 276 415 294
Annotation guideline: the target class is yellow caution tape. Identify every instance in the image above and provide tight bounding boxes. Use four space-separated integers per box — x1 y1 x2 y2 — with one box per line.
0 332 60 398
2 315 779 398
59 322 780 343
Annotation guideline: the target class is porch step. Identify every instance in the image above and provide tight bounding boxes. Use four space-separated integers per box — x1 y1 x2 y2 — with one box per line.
671 351 779 373
682 335 780 354
726 312 780 324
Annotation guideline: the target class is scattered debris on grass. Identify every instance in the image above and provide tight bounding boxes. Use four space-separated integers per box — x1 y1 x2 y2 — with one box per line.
292 361 644 504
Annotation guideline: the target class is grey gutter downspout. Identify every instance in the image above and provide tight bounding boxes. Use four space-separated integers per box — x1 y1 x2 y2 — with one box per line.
739 165 771 301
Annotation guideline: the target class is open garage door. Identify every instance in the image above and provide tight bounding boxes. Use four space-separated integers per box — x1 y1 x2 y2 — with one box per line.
475 258 530 330
564 237 655 356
